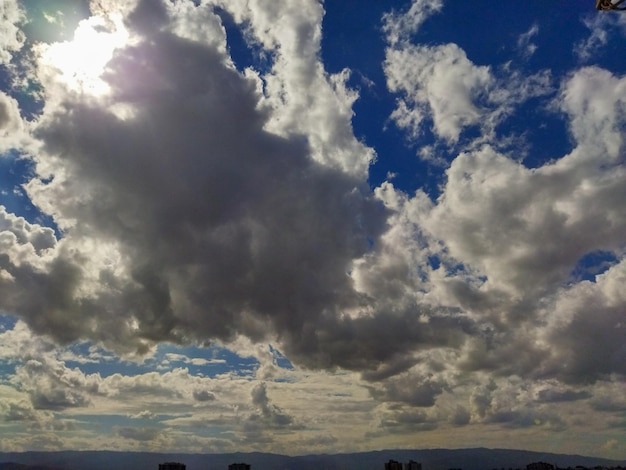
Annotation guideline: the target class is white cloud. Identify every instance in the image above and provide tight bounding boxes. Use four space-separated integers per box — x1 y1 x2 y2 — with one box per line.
517 24 539 59
210 0 374 177
0 0 24 65
372 66 626 385
0 91 26 152
384 43 552 145
382 0 444 46
385 43 492 143
560 66 626 160
576 11 626 61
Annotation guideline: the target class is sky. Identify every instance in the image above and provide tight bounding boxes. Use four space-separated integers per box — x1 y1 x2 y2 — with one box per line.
0 0 625 460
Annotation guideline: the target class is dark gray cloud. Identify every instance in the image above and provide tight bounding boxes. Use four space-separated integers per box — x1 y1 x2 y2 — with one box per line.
536 388 591 403
450 405 470 425
590 397 626 413
193 390 215 402
486 409 566 431
15 0 399 371
377 408 438 434
369 374 446 407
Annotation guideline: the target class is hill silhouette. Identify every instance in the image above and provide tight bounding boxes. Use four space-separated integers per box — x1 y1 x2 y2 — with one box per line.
1 448 625 470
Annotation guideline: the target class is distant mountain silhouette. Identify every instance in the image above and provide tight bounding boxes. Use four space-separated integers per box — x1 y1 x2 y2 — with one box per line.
0 463 68 470
1 448 624 470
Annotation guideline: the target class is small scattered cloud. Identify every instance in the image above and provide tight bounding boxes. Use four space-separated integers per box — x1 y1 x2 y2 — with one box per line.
382 0 444 46
517 24 539 59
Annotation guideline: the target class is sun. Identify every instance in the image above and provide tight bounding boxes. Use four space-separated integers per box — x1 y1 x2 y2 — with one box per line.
39 13 129 97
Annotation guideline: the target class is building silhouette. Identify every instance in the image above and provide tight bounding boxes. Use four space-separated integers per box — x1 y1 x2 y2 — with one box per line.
159 463 186 470
385 459 422 470
385 461 404 470
406 460 422 470
527 463 555 470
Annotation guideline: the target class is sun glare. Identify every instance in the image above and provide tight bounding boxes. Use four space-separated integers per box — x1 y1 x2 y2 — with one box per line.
39 13 129 96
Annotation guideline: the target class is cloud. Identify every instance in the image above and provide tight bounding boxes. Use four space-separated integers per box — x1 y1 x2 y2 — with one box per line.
384 42 552 144
560 66 626 159
537 261 626 384
377 407 437 433
215 0 374 177
369 373 445 408
535 388 591 403
162 353 225 368
6 0 478 383
382 0 443 46
0 0 25 65
0 91 27 151
4 0 620 390
129 410 156 419
575 12 626 61
249 382 296 428
385 43 492 143
0 0 625 455
11 0 394 372
389 67 626 387
450 405 470 425
12 358 97 410
193 390 215 402
517 24 539 59
116 426 161 441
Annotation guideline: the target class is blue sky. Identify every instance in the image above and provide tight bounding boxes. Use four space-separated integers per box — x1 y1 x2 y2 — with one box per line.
0 0 626 460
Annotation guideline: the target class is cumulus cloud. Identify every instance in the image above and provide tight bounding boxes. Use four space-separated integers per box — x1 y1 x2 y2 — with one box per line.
377 407 437 433
0 92 27 151
384 42 552 144
11 356 99 410
8 0 397 372
1 0 475 383
248 382 299 429
368 372 445 408
0 0 25 65
213 0 375 177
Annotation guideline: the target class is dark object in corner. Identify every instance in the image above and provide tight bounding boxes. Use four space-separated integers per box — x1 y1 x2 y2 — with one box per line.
596 0 626 11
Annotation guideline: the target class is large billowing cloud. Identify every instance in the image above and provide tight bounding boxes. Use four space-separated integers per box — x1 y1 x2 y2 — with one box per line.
4 0 396 373
1 0 625 386
377 1 626 386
